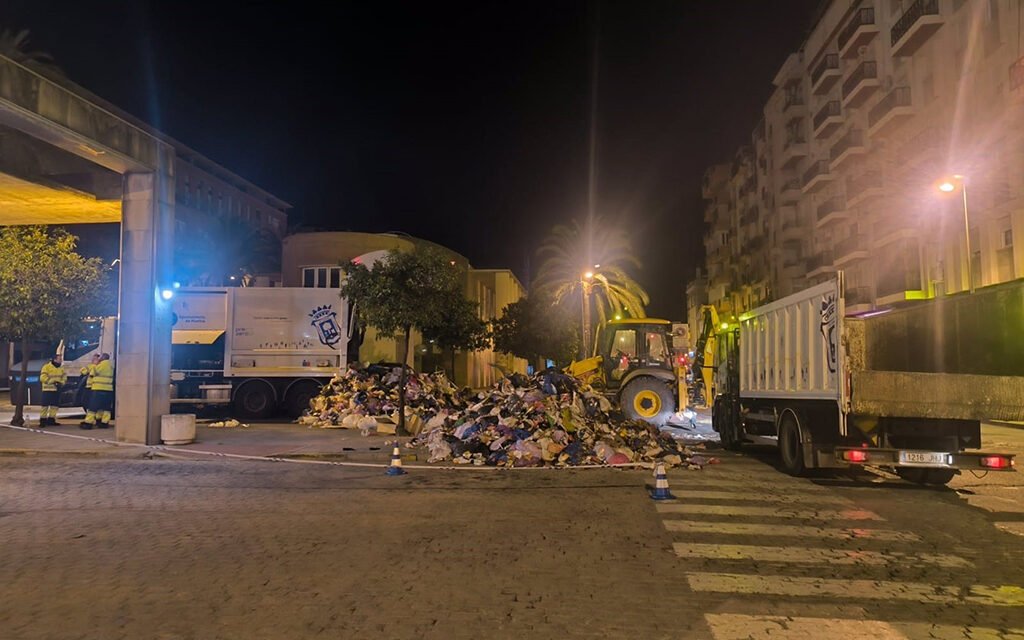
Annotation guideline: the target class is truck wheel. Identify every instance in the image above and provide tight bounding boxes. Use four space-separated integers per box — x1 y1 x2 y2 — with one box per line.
778 413 806 476
234 381 275 420
285 380 322 418
621 377 674 427
714 397 741 451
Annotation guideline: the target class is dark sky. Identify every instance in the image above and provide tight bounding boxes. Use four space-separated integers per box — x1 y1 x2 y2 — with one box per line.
2 1 820 318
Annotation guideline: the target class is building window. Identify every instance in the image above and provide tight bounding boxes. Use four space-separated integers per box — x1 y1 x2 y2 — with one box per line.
1002 228 1013 248
301 266 344 288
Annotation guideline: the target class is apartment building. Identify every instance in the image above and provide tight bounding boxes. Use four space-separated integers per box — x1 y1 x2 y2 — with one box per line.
693 0 1024 321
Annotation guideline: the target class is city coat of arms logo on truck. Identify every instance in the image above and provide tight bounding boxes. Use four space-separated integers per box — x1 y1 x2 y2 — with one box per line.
309 305 341 349
819 294 837 373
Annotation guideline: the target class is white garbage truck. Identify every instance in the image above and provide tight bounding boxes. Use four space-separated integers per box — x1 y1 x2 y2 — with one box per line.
710 274 1016 484
170 287 350 419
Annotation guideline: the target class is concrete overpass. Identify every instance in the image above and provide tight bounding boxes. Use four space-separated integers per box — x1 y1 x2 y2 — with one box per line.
0 53 287 444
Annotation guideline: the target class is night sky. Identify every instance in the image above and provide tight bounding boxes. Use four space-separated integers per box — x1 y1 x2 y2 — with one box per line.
2 1 820 318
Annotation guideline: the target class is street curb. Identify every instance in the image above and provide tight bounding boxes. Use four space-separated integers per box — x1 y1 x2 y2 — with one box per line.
0 448 107 457
985 420 1024 431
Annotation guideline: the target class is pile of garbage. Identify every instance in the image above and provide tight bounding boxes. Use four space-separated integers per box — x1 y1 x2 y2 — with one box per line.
300 366 707 469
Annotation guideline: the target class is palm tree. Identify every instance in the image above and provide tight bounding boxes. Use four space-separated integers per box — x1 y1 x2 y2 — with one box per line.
535 217 650 351
0 29 63 78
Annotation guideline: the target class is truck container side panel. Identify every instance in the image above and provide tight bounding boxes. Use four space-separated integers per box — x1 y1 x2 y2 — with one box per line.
229 288 348 376
739 280 841 401
851 370 1024 421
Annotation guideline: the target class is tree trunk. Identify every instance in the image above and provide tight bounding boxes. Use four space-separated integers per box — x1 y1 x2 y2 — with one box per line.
397 325 411 437
10 339 29 426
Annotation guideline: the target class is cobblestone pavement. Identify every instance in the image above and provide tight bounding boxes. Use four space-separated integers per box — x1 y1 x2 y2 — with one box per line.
1 448 1023 639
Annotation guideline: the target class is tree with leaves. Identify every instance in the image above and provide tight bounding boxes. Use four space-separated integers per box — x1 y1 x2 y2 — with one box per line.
535 217 650 326
492 292 579 368
0 227 105 426
175 217 281 286
340 246 466 435
422 297 491 381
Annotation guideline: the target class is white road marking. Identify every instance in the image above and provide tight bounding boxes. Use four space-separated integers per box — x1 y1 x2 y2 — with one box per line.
688 572 1024 606
673 543 970 568
657 503 882 520
704 614 1024 640
671 489 854 505
664 520 921 542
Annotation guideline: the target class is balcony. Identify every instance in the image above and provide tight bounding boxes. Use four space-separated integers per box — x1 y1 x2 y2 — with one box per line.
815 196 849 227
842 61 879 108
781 135 808 169
891 0 942 56
783 91 806 118
810 53 841 95
873 217 917 247
868 86 913 136
876 267 926 306
806 250 836 278
834 234 869 265
1011 56 1024 93
830 129 866 169
845 171 883 207
812 101 843 138
779 178 802 204
802 160 833 193
839 8 879 59
779 215 805 241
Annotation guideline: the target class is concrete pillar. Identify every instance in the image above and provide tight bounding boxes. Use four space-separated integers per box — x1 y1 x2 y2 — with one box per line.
116 168 175 444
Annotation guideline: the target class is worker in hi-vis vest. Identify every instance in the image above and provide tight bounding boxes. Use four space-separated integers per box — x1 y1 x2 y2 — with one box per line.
39 354 67 427
80 353 114 430
79 353 100 412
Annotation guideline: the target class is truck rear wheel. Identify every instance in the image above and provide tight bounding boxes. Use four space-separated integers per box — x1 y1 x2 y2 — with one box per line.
621 377 674 427
234 380 275 420
713 397 741 451
778 412 806 476
285 380 322 418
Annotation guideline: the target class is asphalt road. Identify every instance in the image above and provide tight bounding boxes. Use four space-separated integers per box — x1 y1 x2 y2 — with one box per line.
1 441 1022 639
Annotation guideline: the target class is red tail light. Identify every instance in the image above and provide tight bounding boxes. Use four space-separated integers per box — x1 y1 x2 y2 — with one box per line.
980 455 1013 469
843 449 869 463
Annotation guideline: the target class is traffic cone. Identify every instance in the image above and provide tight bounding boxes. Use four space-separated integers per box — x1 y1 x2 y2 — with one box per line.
384 444 407 476
649 462 676 500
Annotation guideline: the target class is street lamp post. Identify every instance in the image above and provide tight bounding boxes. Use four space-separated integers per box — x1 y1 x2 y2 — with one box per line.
581 270 594 358
938 175 974 294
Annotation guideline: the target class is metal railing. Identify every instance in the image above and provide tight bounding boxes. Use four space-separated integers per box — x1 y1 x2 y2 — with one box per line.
783 132 807 151
830 129 865 161
891 0 939 46
784 90 806 111
868 86 912 127
838 7 876 51
813 101 842 131
842 61 878 99
811 53 840 86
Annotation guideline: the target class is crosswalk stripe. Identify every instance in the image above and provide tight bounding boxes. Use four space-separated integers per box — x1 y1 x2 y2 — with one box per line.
671 489 854 505
687 572 1024 606
664 520 921 542
671 478 832 491
657 503 883 520
673 543 971 568
703 614 1024 640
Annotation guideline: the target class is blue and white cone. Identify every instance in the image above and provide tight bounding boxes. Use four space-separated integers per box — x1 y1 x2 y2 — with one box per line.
385 444 407 476
649 462 675 500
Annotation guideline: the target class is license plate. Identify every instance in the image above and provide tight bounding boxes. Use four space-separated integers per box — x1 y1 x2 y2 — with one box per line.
899 451 949 466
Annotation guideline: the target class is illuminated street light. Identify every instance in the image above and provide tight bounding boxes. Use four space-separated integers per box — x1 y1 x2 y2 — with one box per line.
936 174 973 294
584 271 594 279
160 289 174 301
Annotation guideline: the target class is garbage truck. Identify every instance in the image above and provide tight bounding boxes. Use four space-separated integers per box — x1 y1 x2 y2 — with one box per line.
170 287 351 419
710 273 1016 484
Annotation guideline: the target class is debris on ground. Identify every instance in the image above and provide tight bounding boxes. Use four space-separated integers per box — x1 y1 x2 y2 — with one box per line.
207 419 249 428
300 366 708 468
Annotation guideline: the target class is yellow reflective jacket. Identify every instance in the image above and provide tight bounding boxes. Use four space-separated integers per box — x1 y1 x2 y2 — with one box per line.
92 360 114 392
81 364 97 389
40 362 67 392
